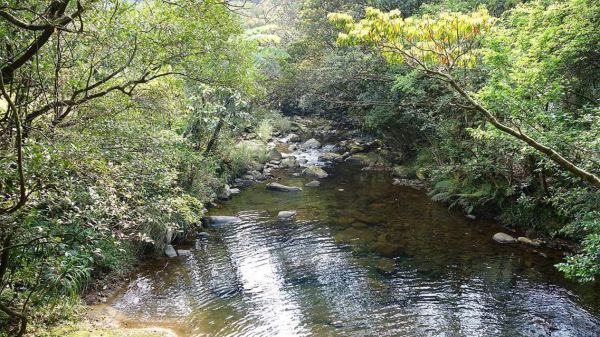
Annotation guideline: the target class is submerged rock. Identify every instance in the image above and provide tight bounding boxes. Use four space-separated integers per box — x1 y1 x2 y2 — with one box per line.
493 232 516 244
207 216 241 227
266 182 302 192
305 180 321 187
392 178 425 190
376 257 396 273
164 245 177 258
302 138 321 149
303 166 328 179
278 210 297 219
517 236 541 247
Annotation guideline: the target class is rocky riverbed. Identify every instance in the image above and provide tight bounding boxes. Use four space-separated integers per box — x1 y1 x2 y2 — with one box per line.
70 117 599 337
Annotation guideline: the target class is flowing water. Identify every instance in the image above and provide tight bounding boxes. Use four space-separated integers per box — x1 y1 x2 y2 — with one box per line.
108 161 600 337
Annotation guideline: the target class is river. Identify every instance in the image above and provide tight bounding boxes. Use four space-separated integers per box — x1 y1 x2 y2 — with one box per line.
107 147 600 337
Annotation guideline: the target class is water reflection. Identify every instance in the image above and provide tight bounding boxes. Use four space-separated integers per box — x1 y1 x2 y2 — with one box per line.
110 164 600 337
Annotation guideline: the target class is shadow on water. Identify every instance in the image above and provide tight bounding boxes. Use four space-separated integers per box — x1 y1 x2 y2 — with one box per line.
109 163 600 337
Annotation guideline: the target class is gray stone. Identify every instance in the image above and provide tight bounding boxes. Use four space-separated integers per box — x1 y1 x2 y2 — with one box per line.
302 138 321 149
248 170 265 180
196 232 210 239
266 182 302 192
345 153 370 165
177 249 192 256
207 216 241 227
305 180 321 187
303 166 328 179
285 133 301 143
164 244 177 258
319 152 342 162
247 161 264 172
280 157 299 168
278 210 297 219
267 149 282 161
517 236 541 247
217 184 232 200
493 232 516 244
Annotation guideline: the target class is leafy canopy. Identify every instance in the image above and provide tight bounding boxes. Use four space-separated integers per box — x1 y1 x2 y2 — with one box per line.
328 7 495 71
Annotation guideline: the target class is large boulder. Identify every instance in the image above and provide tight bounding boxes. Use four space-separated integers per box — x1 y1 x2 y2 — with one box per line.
278 210 297 220
303 166 328 179
493 232 516 244
302 138 321 149
207 216 241 227
267 149 282 161
266 182 302 192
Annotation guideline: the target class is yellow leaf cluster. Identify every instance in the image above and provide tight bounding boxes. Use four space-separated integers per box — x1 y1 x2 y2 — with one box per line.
329 7 495 70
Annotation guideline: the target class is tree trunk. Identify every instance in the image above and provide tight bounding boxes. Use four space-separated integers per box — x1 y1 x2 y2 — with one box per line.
204 114 225 156
443 75 600 189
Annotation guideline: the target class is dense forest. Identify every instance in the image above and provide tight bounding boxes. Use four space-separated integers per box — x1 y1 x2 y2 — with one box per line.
0 0 598 335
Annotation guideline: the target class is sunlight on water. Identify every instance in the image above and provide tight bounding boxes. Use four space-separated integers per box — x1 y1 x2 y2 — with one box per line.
110 164 600 337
